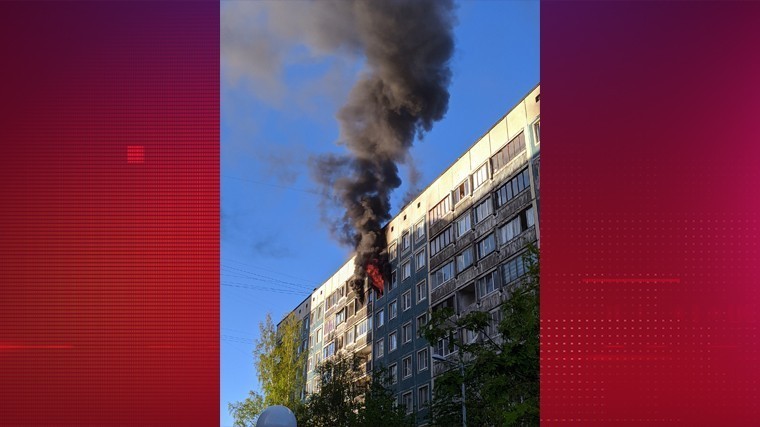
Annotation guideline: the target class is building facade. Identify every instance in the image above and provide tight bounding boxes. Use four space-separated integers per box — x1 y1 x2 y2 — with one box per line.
284 84 540 425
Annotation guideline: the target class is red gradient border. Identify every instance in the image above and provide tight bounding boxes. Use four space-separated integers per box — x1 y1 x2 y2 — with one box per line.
0 2 219 425
542 1 760 425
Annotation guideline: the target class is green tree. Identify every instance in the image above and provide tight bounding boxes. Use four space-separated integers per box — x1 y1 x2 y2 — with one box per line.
229 313 307 427
299 353 413 427
422 245 539 426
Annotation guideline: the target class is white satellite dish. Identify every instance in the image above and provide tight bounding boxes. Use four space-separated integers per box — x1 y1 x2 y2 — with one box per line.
255 405 297 427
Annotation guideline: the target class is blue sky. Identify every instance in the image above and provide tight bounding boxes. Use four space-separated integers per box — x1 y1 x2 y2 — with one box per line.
220 1 539 425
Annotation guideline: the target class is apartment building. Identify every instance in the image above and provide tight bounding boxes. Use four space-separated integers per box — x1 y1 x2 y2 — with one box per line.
285 84 540 425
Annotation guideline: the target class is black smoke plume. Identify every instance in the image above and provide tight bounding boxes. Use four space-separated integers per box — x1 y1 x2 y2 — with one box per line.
312 0 456 301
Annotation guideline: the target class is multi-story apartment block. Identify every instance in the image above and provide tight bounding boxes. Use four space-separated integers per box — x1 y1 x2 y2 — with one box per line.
281 84 540 425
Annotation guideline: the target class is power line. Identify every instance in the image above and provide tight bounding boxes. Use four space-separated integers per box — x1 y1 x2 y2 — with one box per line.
222 282 310 296
222 258 320 286
222 174 322 196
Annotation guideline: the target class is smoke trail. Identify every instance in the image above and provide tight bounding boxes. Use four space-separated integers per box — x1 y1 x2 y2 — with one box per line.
312 0 456 300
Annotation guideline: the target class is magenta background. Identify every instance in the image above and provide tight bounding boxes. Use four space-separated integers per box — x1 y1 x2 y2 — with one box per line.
0 2 218 426
542 1 760 425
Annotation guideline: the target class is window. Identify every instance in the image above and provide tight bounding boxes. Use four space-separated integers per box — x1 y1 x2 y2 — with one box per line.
430 227 453 256
428 196 451 224
415 249 426 270
389 363 398 384
335 308 345 325
347 301 356 318
454 212 472 237
415 220 425 241
418 385 430 408
416 280 427 303
402 322 413 343
500 215 523 244
472 163 489 190
324 317 335 335
452 179 471 205
464 328 478 344
347 328 355 345
473 198 493 223
416 313 428 338
355 317 371 338
400 291 411 312
316 328 322 343
388 270 397 292
431 261 455 289
402 355 413 378
527 206 535 227
501 254 528 285
389 331 398 352
376 309 385 327
389 300 398 319
477 270 499 298
491 132 526 172
402 391 413 414
416 349 430 373
534 120 540 144
401 232 410 251
435 337 453 357
323 341 335 358
495 168 530 208
456 247 474 272
401 261 411 280
375 339 384 358
477 233 496 259
389 242 397 261
486 309 503 337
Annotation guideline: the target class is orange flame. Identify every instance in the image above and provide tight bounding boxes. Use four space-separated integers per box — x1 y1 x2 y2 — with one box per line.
365 261 384 295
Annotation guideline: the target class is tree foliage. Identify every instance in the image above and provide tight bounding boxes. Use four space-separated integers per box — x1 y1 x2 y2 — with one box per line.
422 245 539 426
229 313 306 427
299 353 413 427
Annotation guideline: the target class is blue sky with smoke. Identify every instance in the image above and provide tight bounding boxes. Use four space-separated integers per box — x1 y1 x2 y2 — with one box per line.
220 1 539 425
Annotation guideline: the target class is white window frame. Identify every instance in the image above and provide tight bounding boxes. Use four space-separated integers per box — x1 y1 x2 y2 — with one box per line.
417 348 429 372
402 321 413 344
402 355 413 379
415 249 426 270
402 290 412 312
389 331 398 352
416 280 427 303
